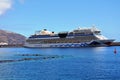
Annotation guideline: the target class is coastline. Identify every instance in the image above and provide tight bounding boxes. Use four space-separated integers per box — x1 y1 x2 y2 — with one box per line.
0 42 120 48
0 44 24 48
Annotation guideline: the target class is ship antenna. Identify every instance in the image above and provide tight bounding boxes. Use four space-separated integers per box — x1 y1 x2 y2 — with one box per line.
78 27 80 29
92 24 96 28
92 24 96 31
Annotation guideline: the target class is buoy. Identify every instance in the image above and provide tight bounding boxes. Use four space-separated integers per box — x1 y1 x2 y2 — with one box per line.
114 48 117 54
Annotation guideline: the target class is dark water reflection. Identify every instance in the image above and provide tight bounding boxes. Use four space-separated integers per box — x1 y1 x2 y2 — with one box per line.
0 47 120 80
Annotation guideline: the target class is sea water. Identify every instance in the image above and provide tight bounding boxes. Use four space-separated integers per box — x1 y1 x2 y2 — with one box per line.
0 47 120 80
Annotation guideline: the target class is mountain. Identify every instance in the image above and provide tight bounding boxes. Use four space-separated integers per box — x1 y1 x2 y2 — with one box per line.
0 29 26 45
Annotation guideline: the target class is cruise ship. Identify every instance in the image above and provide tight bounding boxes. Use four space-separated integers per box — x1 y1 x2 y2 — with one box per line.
24 26 114 48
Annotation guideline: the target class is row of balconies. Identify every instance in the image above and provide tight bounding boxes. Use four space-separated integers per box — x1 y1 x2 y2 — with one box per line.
27 36 98 44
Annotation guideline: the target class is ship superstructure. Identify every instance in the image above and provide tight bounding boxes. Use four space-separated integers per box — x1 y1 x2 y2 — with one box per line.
24 26 114 48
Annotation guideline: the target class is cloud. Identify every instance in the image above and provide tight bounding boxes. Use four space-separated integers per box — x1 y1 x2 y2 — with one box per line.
0 0 12 15
0 0 25 16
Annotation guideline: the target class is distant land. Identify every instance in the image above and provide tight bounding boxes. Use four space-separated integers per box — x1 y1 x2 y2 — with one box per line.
0 29 26 47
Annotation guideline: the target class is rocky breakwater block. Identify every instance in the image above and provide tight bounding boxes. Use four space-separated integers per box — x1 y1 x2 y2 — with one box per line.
0 54 65 63
19 54 64 60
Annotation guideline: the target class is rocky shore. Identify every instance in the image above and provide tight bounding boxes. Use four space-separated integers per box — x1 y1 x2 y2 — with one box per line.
0 44 24 48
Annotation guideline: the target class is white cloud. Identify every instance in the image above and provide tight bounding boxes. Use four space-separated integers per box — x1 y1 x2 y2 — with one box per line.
0 0 12 15
0 0 25 16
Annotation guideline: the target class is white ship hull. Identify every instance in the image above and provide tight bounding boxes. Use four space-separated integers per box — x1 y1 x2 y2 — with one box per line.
24 43 90 48
24 40 112 48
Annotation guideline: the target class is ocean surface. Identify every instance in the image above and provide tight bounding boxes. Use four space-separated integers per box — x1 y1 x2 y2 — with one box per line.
0 47 120 80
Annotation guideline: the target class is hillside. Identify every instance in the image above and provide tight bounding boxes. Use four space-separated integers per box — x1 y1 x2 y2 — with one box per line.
0 30 26 45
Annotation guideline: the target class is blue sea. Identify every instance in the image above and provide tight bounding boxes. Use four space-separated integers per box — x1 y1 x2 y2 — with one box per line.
0 47 120 80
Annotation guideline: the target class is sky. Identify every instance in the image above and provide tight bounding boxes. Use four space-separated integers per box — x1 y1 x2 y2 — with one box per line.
0 0 120 41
